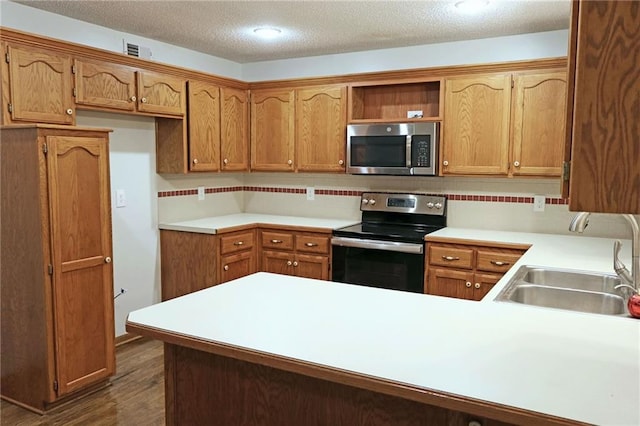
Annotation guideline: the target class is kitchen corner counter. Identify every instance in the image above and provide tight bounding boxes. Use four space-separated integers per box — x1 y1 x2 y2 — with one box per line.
425 227 635 302
158 213 359 234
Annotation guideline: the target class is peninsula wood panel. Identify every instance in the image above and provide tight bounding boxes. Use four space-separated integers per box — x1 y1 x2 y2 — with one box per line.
220 87 249 171
565 0 640 213
74 59 137 111
442 75 511 175
187 80 220 172
5 44 74 124
250 89 295 171
296 86 347 172
162 343 561 426
160 230 218 301
511 71 567 176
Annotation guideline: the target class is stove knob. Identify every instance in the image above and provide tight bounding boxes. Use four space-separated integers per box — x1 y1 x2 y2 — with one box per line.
426 202 435 209
361 199 369 205
369 199 376 205
435 202 443 209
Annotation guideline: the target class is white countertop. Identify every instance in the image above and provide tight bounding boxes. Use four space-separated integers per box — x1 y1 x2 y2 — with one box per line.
159 213 359 234
128 272 640 426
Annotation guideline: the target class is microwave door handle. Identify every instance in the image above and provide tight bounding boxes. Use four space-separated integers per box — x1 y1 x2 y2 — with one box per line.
406 135 412 168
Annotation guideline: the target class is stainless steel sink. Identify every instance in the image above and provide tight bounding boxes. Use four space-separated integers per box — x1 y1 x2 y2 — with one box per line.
495 266 628 316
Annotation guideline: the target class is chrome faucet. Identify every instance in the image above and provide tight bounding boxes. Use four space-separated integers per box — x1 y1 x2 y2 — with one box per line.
569 212 640 292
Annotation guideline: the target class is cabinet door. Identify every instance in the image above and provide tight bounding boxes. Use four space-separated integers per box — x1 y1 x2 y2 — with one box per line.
472 273 501 301
136 71 185 116
261 250 293 276
220 250 255 283
74 59 136 111
188 81 220 172
565 0 640 213
296 86 346 172
250 89 295 171
511 72 566 177
426 268 473 299
46 134 115 396
7 45 74 124
442 75 511 175
221 87 249 171
295 254 329 280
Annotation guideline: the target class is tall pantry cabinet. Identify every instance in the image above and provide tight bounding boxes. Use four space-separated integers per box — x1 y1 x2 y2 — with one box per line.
1 125 115 412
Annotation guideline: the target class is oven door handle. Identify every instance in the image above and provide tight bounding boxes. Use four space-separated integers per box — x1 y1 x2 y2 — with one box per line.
331 237 423 254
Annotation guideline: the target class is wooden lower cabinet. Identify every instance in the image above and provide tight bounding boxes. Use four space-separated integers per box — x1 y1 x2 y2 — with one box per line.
219 230 256 283
260 228 331 280
425 240 528 301
1 125 115 412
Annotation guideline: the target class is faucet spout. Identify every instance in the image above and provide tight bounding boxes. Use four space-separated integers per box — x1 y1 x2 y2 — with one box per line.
621 214 640 291
569 212 591 233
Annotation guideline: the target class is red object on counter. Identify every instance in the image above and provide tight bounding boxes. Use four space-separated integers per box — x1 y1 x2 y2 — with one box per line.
628 294 640 318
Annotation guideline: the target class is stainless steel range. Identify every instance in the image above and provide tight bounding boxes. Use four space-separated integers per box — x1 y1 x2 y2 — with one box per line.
331 192 447 293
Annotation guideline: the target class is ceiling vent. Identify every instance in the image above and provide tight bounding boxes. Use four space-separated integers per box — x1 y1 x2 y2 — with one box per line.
123 40 152 60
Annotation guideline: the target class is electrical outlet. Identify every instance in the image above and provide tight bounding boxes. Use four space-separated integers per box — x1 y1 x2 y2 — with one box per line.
306 187 315 201
116 189 127 208
197 186 205 201
533 195 545 212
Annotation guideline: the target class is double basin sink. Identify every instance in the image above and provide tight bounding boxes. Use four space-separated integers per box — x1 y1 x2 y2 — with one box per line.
495 265 629 316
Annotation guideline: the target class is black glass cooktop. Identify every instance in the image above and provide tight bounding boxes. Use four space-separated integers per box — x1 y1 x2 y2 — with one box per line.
333 222 444 243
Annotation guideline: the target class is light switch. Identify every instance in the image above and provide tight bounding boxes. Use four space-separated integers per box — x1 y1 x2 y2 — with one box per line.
533 195 545 212
197 186 205 201
306 187 315 201
116 189 127 208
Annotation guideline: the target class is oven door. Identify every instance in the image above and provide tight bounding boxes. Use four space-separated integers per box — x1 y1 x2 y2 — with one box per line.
331 237 424 293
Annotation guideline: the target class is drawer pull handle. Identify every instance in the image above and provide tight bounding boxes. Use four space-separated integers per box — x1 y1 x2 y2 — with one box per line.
442 256 460 261
490 260 509 266
233 241 244 246
270 239 283 244
474 283 481 289
305 242 318 247
465 282 472 288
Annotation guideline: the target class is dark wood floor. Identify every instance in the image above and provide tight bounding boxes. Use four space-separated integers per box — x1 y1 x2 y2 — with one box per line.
1 338 165 425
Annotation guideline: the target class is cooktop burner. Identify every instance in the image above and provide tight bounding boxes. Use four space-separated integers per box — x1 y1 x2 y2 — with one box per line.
333 192 447 244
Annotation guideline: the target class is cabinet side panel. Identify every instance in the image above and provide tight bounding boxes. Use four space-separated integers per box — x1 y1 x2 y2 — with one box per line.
569 1 640 213
0 127 50 410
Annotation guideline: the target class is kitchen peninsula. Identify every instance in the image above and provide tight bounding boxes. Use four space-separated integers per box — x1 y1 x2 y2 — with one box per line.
127 229 640 426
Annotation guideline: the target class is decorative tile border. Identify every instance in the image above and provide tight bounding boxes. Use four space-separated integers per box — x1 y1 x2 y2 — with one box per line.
157 186 568 205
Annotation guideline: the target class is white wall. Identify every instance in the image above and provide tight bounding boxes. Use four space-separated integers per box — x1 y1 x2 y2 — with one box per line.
76 111 159 337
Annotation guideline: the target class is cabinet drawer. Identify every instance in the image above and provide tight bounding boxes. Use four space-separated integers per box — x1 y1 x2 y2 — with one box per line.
295 234 330 254
220 231 255 255
261 231 294 250
428 245 474 269
476 250 522 273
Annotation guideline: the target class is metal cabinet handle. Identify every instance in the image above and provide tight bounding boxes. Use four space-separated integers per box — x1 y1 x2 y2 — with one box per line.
304 242 318 247
66 108 73 115
338 160 344 165
287 159 293 165
223 158 229 164
465 282 472 288
104 256 112 263
513 161 521 167
224 265 229 271
474 283 481 289
293 261 298 267
490 260 509 266
442 255 460 261
270 239 283 244
443 160 449 166
193 158 199 164
233 241 244 246
287 260 292 266
130 96 137 102
141 97 147 103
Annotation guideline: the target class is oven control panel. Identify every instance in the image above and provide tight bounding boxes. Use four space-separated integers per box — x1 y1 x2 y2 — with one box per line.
360 192 446 215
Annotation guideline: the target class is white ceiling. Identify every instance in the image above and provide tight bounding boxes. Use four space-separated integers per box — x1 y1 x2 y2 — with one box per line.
12 0 571 63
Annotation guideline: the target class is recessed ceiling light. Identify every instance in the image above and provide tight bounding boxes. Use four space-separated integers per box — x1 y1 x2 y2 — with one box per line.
253 27 282 39
455 0 490 13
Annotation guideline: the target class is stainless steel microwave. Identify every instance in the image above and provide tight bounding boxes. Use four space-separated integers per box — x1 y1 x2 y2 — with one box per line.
346 122 439 176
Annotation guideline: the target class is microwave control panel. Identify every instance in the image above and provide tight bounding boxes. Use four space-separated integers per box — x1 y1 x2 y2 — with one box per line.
411 136 432 167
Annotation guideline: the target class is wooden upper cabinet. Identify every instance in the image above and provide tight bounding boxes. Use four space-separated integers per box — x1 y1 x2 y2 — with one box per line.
4 45 74 125
221 87 249 171
74 59 137 112
296 86 347 172
565 0 640 213
511 71 567 177
188 81 221 172
250 89 295 171
136 71 186 117
442 75 511 175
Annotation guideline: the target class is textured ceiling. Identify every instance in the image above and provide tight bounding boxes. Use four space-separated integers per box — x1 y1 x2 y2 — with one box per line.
11 0 571 63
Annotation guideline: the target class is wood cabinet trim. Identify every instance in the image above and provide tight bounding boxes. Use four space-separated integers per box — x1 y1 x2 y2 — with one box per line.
425 236 531 252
